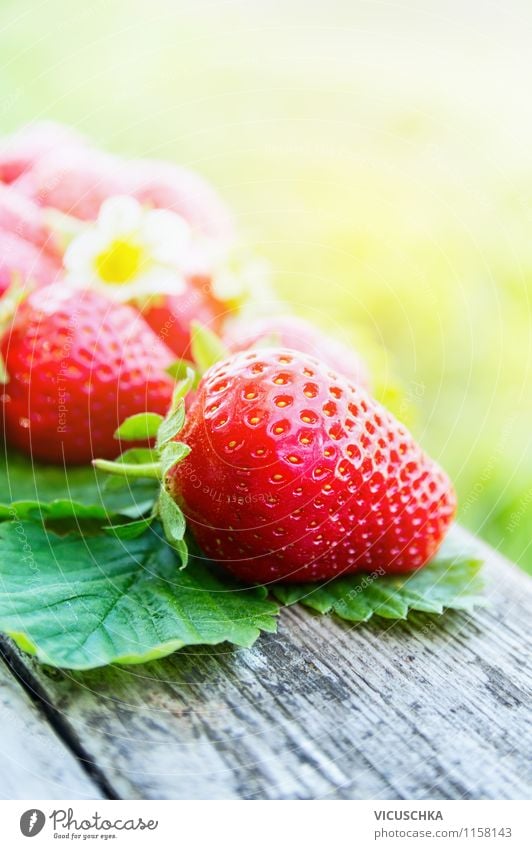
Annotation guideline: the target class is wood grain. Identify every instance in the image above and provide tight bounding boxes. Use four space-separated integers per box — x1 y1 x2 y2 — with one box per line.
1 528 531 800
0 656 103 799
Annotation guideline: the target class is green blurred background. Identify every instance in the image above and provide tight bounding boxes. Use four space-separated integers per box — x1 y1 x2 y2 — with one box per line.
0 0 530 570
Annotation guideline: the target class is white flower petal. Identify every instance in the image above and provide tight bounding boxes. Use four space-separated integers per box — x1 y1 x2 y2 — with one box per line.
142 209 191 265
64 230 106 277
92 267 187 303
135 266 188 297
63 196 197 301
97 195 143 237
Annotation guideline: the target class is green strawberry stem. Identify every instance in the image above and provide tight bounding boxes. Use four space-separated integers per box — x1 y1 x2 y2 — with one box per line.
92 458 162 479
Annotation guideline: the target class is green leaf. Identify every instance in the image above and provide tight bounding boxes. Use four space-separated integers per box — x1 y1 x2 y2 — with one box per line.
170 367 196 407
0 522 279 669
190 321 230 373
0 448 159 521
158 488 187 566
160 442 190 476
116 447 158 464
166 360 199 390
273 527 485 622
114 412 163 441
156 401 185 449
0 498 111 523
103 515 155 540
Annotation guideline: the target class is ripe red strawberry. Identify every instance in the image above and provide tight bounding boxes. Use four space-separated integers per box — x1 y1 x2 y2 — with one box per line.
226 315 370 390
140 274 227 358
0 230 61 297
168 348 456 583
1 283 175 464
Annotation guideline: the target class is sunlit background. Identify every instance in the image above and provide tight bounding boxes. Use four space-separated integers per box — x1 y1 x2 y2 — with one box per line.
1 0 530 570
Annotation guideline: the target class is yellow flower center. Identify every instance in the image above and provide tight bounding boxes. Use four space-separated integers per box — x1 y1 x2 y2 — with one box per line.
95 239 145 284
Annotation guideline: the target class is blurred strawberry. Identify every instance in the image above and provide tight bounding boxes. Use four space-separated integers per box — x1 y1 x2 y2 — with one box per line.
15 146 131 221
226 314 370 390
125 159 234 240
15 138 234 239
0 230 61 296
0 121 86 184
141 274 226 358
0 182 61 257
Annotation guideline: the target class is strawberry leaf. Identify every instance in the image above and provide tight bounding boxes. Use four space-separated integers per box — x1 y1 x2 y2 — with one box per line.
103 515 156 540
160 442 190 476
166 358 197 382
0 521 279 669
273 528 485 621
0 498 136 523
0 449 158 521
170 367 196 406
158 488 187 566
114 412 164 441
156 402 185 449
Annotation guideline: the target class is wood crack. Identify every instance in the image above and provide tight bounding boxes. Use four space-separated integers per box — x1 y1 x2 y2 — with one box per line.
0 636 120 800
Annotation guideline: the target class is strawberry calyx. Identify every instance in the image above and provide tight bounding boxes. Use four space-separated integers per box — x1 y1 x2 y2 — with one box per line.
93 318 238 565
92 367 195 567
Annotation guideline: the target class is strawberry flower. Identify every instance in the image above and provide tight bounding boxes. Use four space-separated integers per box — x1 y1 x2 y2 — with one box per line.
64 195 191 301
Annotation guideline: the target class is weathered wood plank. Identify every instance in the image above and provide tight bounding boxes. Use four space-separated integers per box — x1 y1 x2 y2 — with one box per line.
1 528 531 799
0 656 103 799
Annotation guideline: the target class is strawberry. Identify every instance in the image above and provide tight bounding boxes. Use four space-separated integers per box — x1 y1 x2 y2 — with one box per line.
126 159 234 240
140 274 227 359
0 230 61 296
15 146 131 221
16 143 234 238
167 347 456 583
226 315 370 390
0 121 86 184
0 181 63 295
0 182 61 256
1 283 175 464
